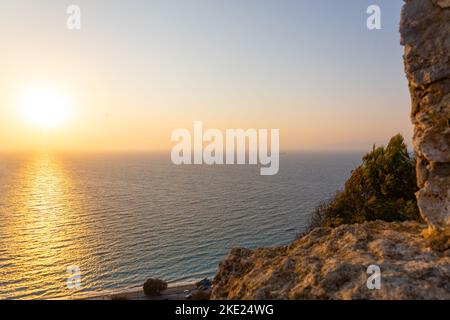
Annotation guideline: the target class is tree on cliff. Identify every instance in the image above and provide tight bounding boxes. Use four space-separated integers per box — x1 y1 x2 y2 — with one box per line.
308 134 421 230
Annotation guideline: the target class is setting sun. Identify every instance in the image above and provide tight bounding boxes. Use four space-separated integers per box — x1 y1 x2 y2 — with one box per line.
18 86 72 129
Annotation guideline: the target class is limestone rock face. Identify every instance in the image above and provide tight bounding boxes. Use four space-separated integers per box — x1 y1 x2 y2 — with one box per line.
400 0 450 232
211 221 450 300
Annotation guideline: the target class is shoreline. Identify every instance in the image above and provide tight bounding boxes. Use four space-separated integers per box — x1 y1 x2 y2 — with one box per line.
67 280 203 300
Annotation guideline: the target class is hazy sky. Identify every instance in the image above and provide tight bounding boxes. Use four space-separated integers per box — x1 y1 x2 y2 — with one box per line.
0 0 411 151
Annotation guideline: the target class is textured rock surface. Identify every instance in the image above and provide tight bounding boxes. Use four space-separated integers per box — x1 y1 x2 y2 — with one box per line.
211 221 450 300
400 0 450 233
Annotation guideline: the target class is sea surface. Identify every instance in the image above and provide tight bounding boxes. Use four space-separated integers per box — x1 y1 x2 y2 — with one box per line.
0 151 362 299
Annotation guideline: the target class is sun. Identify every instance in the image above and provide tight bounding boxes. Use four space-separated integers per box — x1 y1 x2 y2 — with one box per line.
19 86 72 129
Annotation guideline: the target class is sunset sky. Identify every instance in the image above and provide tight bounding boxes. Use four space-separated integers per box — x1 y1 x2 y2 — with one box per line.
0 0 411 152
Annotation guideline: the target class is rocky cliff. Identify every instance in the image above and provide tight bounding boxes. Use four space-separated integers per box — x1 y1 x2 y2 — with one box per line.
400 0 450 238
211 0 450 300
212 221 450 299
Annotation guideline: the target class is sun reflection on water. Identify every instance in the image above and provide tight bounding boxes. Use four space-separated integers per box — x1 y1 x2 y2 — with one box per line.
0 153 91 299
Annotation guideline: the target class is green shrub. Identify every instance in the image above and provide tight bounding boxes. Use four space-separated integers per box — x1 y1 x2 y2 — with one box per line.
143 278 168 297
307 134 421 230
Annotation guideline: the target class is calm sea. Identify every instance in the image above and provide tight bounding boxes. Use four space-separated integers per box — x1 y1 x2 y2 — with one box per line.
0 151 362 299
